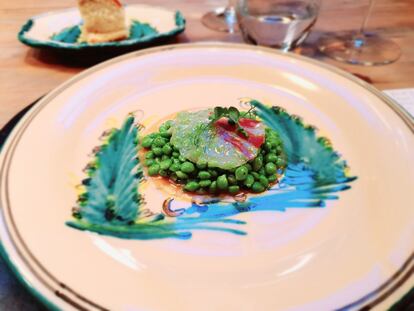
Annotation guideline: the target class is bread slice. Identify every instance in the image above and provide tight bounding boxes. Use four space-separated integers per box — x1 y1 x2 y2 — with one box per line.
78 0 128 43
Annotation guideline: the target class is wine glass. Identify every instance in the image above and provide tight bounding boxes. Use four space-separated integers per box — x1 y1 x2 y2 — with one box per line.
201 0 239 33
319 0 401 66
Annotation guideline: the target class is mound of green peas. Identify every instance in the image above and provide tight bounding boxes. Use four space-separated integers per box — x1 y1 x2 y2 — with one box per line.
141 120 286 195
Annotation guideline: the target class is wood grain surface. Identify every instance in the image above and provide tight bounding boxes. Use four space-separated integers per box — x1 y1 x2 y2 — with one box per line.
1 0 414 128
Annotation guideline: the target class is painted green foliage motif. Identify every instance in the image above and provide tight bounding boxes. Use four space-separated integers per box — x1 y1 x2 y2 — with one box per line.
51 20 158 44
66 115 246 239
67 101 357 240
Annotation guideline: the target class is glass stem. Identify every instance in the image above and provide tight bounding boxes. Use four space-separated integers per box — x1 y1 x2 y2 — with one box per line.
226 0 237 9
223 0 237 30
354 0 375 49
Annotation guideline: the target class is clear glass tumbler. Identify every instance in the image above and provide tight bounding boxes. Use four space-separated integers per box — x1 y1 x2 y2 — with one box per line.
236 0 320 51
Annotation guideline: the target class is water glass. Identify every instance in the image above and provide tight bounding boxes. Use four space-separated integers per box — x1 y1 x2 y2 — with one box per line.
236 0 320 51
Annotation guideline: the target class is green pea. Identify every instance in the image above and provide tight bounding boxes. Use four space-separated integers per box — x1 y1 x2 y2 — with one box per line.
198 171 211 180
217 175 228 190
161 155 169 161
184 181 199 192
153 137 166 147
159 170 168 177
178 155 186 162
266 139 276 147
228 175 237 185
159 125 168 132
160 159 172 170
252 181 265 193
172 151 180 158
169 163 180 172
253 156 263 171
264 141 272 151
148 164 160 176
208 169 218 178
199 180 212 187
276 157 286 167
267 175 278 183
145 151 155 159
245 163 252 171
152 147 163 156
176 171 189 179
162 144 172 155
265 162 277 175
172 158 180 165
141 136 154 148
209 181 217 193
160 131 172 138
228 185 240 194
267 130 278 137
259 175 269 188
161 120 172 129
244 174 255 188
258 168 265 176
145 159 155 166
196 159 207 169
235 166 248 181
265 153 278 163
251 172 260 180
270 140 280 149
181 162 195 173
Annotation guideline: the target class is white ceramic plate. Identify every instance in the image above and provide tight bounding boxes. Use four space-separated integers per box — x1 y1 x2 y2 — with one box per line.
18 4 185 54
0 43 413 311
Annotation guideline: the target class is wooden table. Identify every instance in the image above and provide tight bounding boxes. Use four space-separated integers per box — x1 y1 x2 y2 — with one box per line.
1 0 414 129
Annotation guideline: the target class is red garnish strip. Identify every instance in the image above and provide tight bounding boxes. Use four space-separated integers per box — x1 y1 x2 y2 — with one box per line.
215 117 265 159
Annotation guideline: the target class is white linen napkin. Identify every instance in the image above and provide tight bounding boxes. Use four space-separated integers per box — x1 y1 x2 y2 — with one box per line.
383 88 414 117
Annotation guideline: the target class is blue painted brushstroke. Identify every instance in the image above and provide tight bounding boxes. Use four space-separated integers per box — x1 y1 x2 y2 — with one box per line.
173 101 357 223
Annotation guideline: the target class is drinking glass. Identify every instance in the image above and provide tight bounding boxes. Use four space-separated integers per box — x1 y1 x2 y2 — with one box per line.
319 0 401 65
201 0 239 33
236 0 320 51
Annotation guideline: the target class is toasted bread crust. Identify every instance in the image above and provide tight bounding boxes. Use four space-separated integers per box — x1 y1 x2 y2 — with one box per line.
79 28 128 43
78 0 127 43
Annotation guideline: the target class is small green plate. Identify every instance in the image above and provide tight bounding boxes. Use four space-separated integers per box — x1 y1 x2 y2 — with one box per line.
18 4 185 59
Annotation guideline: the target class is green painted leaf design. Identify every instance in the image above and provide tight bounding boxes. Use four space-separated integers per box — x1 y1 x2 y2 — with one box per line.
74 115 142 225
67 114 245 240
129 20 158 38
251 100 350 186
51 25 81 43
